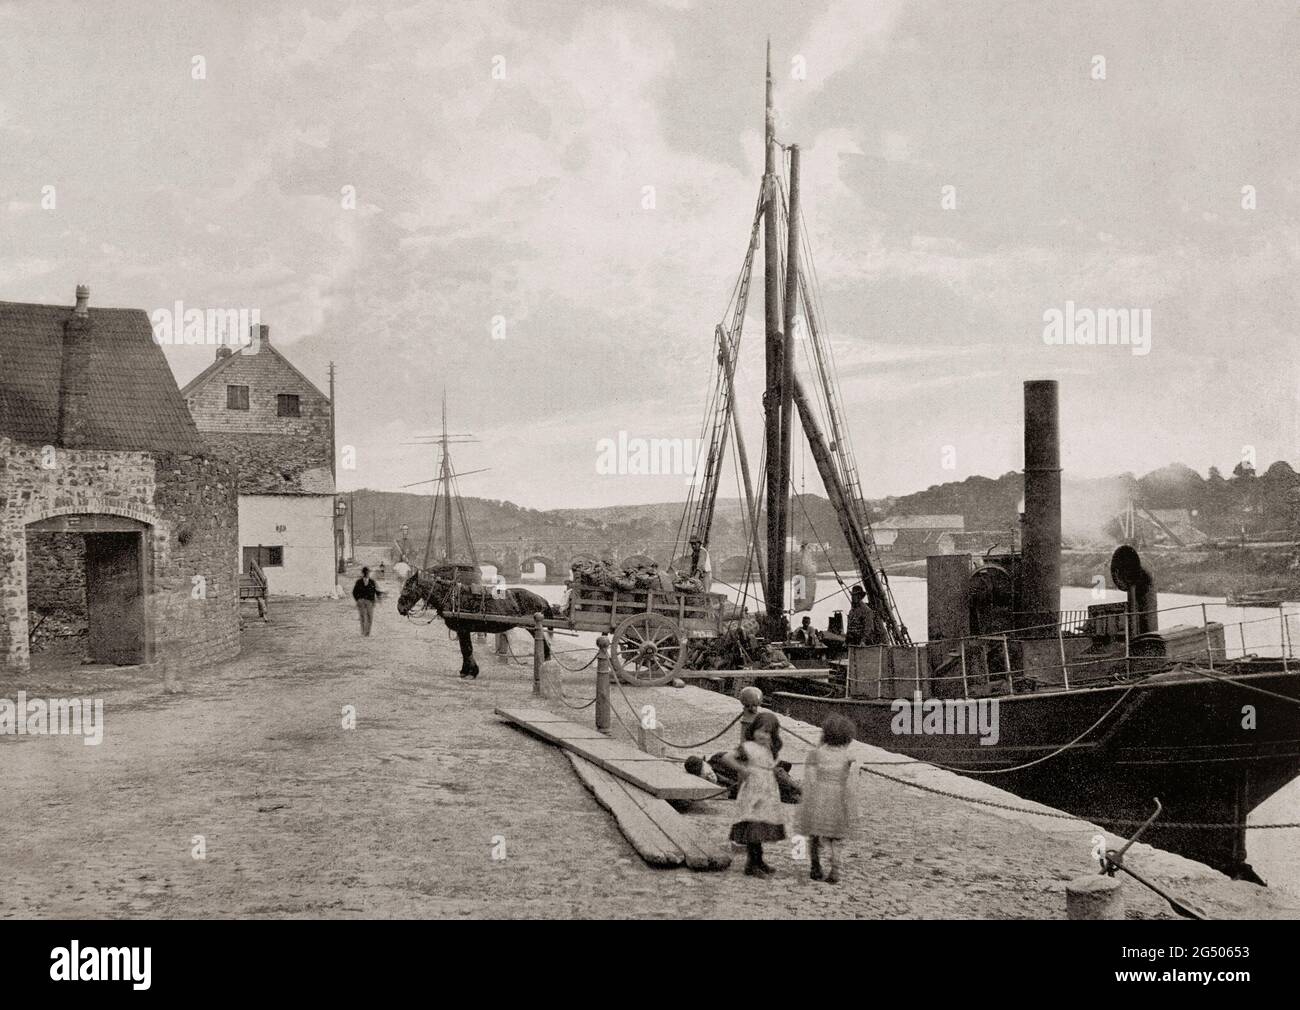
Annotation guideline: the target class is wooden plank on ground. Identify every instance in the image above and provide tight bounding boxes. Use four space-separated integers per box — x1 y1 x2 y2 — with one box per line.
613 776 732 871
566 738 666 763
496 707 721 801
566 753 731 871
601 758 720 799
565 753 683 867
494 707 574 724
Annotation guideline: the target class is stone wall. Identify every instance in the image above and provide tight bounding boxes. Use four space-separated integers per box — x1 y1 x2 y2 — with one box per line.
150 451 241 673
185 344 331 441
0 436 240 676
185 345 334 495
25 532 87 648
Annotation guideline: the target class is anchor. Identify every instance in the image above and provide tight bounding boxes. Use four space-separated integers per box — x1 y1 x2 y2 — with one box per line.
1098 798 1208 921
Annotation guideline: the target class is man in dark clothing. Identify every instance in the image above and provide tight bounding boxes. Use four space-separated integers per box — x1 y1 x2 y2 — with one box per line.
845 584 877 647
352 566 382 636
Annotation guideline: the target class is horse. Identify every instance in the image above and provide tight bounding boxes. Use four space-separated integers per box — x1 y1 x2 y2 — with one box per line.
396 566 556 678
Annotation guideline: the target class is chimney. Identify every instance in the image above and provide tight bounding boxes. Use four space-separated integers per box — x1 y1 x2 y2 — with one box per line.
216 346 233 360
249 323 269 350
1020 379 1061 631
58 284 94 447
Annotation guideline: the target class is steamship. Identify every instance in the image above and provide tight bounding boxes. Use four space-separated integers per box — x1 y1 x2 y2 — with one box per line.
675 50 1300 881
770 381 1300 882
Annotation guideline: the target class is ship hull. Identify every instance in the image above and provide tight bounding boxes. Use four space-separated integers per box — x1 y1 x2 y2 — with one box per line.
769 662 1300 880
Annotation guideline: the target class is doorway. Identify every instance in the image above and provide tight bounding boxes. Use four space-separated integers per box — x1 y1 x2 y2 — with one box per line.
85 532 145 665
25 514 150 667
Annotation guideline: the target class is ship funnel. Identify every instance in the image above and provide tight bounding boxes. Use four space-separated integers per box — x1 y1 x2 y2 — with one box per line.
1110 544 1158 636
1021 380 1061 630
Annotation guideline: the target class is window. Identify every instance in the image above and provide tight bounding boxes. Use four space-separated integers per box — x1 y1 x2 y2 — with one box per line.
277 394 301 417
244 545 283 569
226 385 249 410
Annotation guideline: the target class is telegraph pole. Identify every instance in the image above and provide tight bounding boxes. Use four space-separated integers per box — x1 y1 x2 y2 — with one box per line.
328 361 339 588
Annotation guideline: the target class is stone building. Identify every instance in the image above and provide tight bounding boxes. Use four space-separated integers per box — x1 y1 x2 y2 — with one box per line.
0 288 240 674
181 325 337 595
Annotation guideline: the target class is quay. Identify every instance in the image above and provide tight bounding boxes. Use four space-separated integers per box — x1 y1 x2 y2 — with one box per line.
1 591 1296 920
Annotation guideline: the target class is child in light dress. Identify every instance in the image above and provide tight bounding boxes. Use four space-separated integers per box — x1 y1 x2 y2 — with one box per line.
797 713 858 884
720 711 786 877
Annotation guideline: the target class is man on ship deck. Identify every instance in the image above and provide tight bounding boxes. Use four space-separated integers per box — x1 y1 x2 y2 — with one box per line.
845 584 882 647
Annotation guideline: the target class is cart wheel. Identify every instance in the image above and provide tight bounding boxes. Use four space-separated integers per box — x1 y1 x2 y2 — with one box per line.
610 613 684 687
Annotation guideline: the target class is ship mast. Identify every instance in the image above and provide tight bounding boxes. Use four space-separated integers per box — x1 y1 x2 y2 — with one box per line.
441 391 453 560
762 39 788 638
403 393 486 568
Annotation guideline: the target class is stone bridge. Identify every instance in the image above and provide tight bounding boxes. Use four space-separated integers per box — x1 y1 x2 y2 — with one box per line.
471 540 686 581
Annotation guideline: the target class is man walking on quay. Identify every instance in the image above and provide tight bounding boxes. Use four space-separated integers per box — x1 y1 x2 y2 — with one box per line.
353 566 383 636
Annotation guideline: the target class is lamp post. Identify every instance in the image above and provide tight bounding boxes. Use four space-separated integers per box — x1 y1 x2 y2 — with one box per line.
335 499 347 580
400 523 410 564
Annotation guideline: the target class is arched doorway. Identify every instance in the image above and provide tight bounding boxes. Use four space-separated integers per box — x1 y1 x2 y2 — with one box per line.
24 512 152 666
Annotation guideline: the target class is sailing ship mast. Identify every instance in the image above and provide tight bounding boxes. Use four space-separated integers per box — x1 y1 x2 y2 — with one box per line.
762 40 787 638
681 45 910 645
402 391 487 567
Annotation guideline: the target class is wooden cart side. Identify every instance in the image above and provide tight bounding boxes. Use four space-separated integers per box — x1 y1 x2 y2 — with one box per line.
568 585 727 638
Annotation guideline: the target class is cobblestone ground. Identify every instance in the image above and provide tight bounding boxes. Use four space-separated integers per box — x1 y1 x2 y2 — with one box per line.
1 594 1296 920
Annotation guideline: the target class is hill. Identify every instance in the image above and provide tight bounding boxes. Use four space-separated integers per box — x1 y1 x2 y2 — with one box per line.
344 458 1300 563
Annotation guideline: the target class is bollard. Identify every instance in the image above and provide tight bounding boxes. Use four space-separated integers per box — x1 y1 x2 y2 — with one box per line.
495 632 509 665
1066 874 1124 919
532 613 544 697
595 634 611 735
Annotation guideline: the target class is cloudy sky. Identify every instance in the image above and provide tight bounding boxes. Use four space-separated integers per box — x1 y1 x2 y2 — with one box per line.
2 0 1297 508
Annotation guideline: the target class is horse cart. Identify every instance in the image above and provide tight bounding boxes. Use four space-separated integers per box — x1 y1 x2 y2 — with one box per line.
438 579 729 687
567 585 728 686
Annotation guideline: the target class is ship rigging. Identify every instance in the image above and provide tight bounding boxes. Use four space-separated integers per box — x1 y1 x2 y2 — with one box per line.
677 42 908 645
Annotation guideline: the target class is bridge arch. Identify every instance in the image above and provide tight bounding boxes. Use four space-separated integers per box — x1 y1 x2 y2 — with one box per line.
519 555 556 582
719 554 752 579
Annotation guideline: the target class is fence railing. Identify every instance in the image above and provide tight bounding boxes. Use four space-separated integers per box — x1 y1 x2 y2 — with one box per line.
848 601 1298 700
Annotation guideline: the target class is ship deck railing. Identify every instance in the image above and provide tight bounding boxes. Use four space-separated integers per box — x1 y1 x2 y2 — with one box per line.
853 600 1298 700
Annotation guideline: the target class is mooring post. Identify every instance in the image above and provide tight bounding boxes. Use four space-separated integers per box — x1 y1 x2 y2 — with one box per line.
1066 875 1124 919
532 612 544 696
595 634 611 735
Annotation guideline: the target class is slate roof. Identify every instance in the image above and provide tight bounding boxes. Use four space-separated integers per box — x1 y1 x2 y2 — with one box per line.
0 300 204 453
